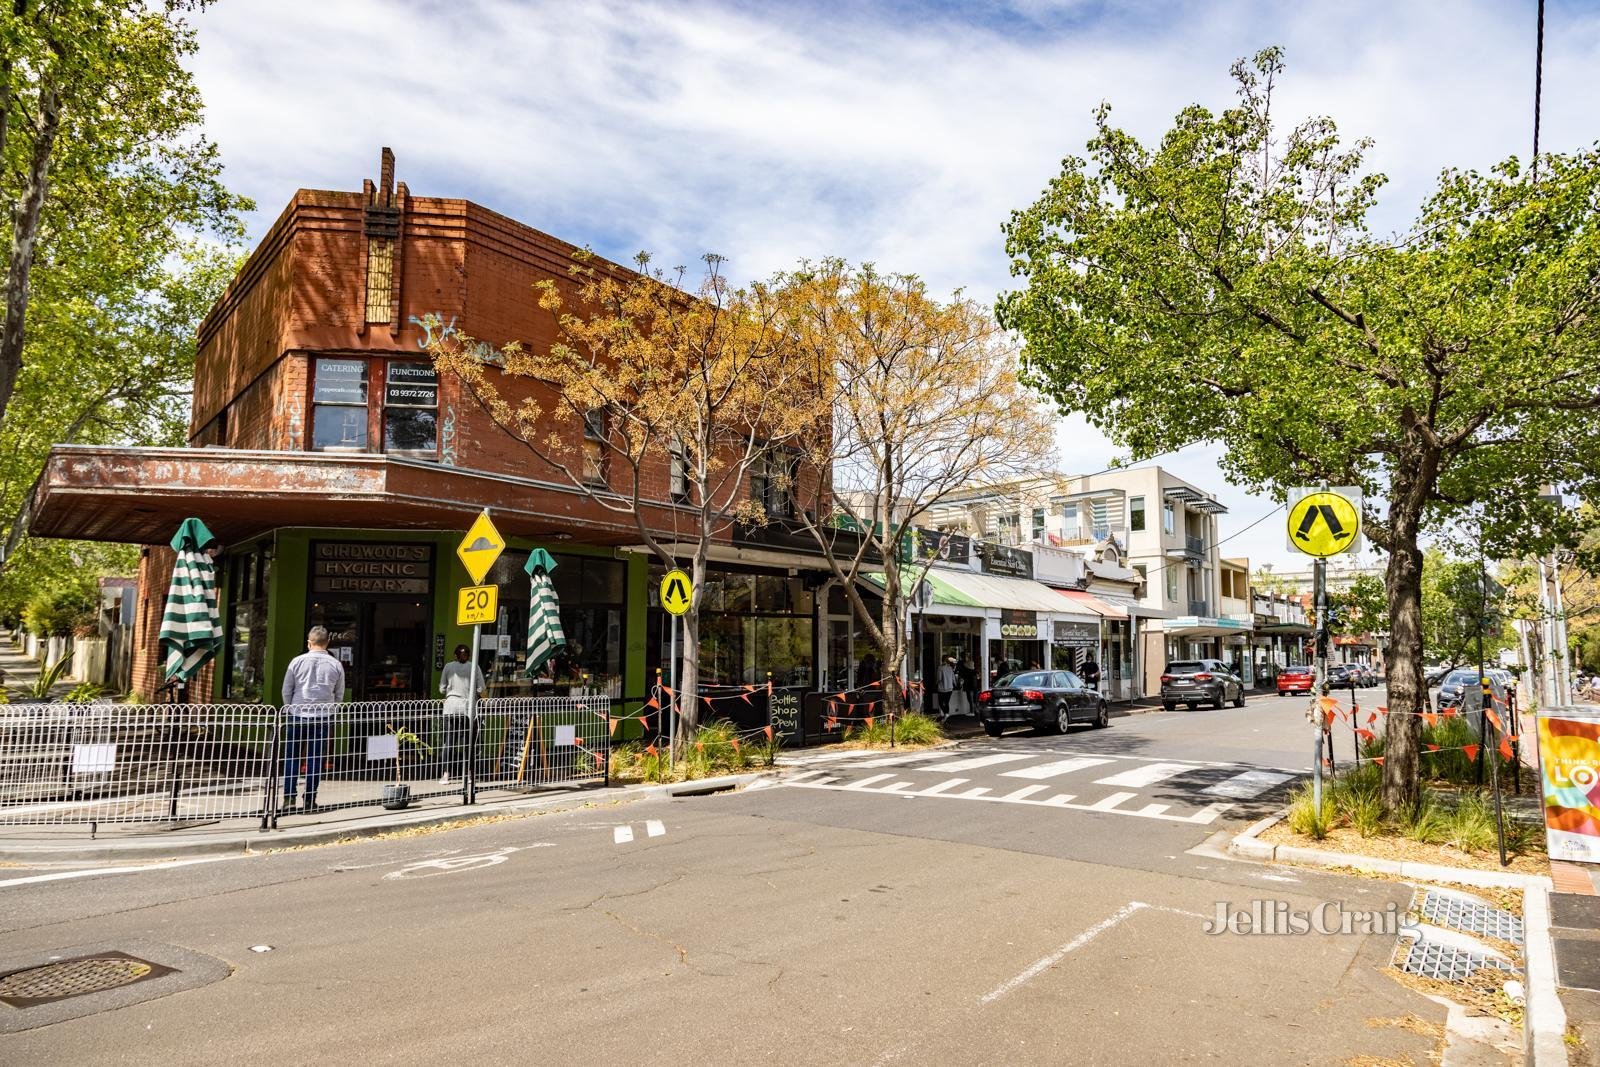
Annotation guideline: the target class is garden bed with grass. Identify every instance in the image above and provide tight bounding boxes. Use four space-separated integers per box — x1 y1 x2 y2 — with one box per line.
1266 719 1548 877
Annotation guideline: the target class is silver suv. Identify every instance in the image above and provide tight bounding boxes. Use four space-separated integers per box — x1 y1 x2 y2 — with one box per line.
1160 659 1246 711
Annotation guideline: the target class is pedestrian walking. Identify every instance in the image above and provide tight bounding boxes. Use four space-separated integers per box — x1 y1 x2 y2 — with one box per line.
281 626 345 810
936 655 957 720
957 653 978 716
438 643 485 783
1081 657 1101 690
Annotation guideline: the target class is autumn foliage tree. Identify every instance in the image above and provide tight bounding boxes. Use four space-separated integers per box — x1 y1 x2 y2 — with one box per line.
430 253 819 736
779 260 1057 719
997 49 1600 812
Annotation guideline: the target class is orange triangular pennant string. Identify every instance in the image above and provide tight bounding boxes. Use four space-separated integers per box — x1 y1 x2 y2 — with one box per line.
1366 712 1378 725
1486 708 1504 733
1463 744 1480 762
646 697 659 710
610 718 621 736
865 717 874 728
764 725 774 741
645 744 658 756
1425 743 1439 752
731 739 740 752
1373 756 1385 765
1499 736 1513 761
1376 705 1388 715
1356 728 1374 742
695 741 704 753
1422 711 1438 727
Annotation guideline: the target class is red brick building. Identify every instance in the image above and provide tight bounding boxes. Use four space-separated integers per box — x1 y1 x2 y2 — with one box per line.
29 150 846 733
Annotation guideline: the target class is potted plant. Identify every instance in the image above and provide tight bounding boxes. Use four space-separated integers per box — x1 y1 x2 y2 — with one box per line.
381 722 432 810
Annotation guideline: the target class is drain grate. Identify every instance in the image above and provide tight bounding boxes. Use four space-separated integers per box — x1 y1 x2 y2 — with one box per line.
0 951 176 1007
1394 935 1517 984
1419 890 1523 946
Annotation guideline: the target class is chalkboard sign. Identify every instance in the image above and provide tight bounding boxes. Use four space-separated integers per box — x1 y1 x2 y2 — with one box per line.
769 687 804 747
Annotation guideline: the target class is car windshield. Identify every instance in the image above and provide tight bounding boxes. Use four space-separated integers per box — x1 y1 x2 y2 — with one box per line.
1166 662 1207 674
1443 670 1478 686
997 672 1050 688
1282 667 1311 676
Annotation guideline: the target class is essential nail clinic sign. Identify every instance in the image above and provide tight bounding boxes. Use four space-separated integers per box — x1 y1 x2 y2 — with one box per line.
1537 708 1600 864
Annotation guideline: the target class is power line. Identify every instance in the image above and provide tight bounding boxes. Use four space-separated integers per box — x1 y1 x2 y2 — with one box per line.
1128 502 1287 583
1532 0 1546 180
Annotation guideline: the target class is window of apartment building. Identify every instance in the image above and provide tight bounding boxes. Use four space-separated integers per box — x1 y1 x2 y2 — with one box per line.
1090 499 1111 533
996 512 1021 544
1134 563 1148 589
751 450 795 519
1130 496 1146 532
1031 507 1046 539
669 437 690 503
383 361 438 456
312 358 369 451
581 408 607 486
1165 566 1179 602
1162 500 1175 534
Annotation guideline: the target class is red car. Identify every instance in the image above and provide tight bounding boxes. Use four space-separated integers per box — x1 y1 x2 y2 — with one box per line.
1276 666 1315 695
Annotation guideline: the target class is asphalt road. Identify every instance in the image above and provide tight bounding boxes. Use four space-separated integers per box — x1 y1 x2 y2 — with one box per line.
2 687 1447 1065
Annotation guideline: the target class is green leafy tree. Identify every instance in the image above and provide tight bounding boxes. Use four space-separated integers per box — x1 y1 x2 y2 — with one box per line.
1421 551 1510 667
1328 572 1386 641
997 49 1600 810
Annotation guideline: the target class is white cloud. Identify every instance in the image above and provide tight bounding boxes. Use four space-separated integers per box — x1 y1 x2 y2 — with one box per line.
188 0 1600 569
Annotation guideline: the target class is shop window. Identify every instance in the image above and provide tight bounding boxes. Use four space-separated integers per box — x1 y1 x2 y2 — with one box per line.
582 408 607 486
652 565 815 689
312 358 369 451
1130 496 1146 532
669 436 690 503
383 361 438 457
224 545 273 702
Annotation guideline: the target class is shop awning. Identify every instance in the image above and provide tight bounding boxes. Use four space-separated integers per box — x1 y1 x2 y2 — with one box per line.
865 569 1098 622
1057 589 1128 620
1159 615 1254 638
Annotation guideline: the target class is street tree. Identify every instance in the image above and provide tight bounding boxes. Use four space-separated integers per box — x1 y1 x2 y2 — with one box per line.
997 48 1600 811
1328 572 1386 644
779 260 1057 718
0 0 242 428
431 253 819 734
1420 551 1511 668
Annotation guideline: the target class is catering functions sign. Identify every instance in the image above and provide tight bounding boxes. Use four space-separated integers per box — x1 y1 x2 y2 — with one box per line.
1537 709 1600 864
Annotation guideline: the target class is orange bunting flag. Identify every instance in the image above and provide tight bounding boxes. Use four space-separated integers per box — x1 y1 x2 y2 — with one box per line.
1425 743 1439 752
662 686 674 696
646 697 660 710
1463 744 1480 762
610 718 621 736
1486 707 1504 733
764 725 774 741
1356 727 1375 742
1366 712 1378 726
1376 706 1388 715
1422 711 1438 727
702 695 713 706
1441 705 1459 718
695 741 705 753
835 692 847 701
645 744 658 756
865 717 875 729
1498 736 1514 761
1373 756 1385 765
741 692 752 704
825 717 838 729
731 739 740 753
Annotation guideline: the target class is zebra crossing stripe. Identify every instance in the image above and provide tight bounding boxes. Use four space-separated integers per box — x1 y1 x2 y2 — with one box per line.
1000 757 1116 780
1087 791 1139 812
921 754 1035 772
997 785 1049 802
843 774 898 790
1203 770 1296 799
1093 762 1196 788
918 779 970 796
843 751 960 768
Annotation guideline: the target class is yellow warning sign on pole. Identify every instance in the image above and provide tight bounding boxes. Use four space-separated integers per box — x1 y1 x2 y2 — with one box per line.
1286 489 1362 558
457 584 498 626
456 510 505 585
659 568 693 616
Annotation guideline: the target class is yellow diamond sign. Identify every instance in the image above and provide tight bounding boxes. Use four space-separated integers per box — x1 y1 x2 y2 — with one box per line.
1287 490 1361 558
456 510 505 585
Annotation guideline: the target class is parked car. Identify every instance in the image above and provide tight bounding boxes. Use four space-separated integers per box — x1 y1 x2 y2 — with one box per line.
1276 666 1315 696
1160 659 1246 711
976 670 1108 737
1326 663 1359 689
1424 664 1453 687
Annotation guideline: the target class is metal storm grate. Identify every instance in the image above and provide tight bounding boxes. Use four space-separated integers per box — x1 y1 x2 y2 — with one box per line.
0 952 176 1007
1419 890 1524 946
1393 935 1517 984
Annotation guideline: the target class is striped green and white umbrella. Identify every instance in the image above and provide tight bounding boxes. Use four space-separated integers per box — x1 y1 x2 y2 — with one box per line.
159 517 223 682
523 548 567 676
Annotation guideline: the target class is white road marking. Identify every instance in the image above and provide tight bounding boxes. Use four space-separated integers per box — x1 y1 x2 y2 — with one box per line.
0 855 229 888
955 786 992 799
979 901 1208 1005
1203 770 1296 799
842 773 898 790
779 779 1230 824
1086 791 1138 812
645 820 665 838
997 785 1049 802
918 779 970 796
613 825 634 844
922 754 1035 772
1093 762 1195 788
384 845 546 880
999 756 1115 780
842 751 960 768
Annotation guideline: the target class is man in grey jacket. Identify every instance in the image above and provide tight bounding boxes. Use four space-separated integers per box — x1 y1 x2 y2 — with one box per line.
437 643 485 783
281 626 346 810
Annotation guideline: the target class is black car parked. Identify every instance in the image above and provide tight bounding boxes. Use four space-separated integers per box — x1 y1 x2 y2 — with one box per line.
1159 659 1246 711
977 670 1108 737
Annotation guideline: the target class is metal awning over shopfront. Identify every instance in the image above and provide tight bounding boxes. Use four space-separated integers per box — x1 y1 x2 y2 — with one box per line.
1160 615 1253 639
864 569 1100 629
1057 589 1128 620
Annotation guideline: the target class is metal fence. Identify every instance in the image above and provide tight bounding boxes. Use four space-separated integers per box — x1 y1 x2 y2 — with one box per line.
0 696 607 831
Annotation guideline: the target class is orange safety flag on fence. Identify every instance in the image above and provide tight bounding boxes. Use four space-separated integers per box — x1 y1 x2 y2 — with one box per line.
731 738 741 753
1357 727 1375 743
1373 756 1385 765
1422 711 1438 727
1425 742 1440 752
645 744 658 756
1463 744 1479 762
764 725 774 741
1366 711 1378 725
1486 707 1504 733
1499 735 1514 761
865 717 875 729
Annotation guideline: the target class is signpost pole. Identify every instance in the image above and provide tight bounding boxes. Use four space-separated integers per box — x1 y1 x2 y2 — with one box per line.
669 612 679 767
466 621 480 804
1313 557 1328 813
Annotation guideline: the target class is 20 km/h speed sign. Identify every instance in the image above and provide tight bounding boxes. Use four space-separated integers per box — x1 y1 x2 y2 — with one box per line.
1286 488 1363 558
457 584 498 626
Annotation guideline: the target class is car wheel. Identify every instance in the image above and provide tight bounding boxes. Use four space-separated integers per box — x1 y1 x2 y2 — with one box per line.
1055 705 1072 734
1162 702 1176 712
1211 690 1225 710
1093 702 1109 728
982 721 1004 738
1233 687 1245 708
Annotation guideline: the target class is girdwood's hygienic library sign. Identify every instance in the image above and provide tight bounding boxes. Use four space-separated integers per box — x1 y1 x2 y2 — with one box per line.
312 542 433 594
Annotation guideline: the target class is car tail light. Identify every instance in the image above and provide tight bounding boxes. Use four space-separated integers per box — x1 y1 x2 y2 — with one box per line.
1023 689 1045 701
1160 674 1172 683
978 691 992 703
1193 672 1213 681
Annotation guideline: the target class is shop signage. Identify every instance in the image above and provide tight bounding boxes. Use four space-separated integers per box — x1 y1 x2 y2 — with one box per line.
312 543 431 594
1537 709 1600 864
999 608 1038 639
977 542 1033 580
1053 621 1099 649
915 528 971 566
313 358 368 404
385 362 438 407
456 510 505 585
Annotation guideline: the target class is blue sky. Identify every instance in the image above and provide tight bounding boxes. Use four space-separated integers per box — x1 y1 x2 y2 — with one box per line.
187 0 1600 569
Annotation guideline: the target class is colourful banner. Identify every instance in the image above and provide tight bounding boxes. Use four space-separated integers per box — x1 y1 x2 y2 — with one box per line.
1537 710 1600 864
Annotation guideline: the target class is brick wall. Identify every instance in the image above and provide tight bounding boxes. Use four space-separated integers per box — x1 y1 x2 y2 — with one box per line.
131 546 219 703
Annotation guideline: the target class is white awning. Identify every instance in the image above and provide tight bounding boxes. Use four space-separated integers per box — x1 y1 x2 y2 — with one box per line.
866 569 1099 624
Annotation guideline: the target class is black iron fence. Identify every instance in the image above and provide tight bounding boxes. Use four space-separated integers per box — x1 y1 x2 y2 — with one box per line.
0 696 609 831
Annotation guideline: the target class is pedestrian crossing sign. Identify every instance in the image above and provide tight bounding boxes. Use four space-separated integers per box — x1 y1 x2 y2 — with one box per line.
660 569 692 616
1286 488 1362 557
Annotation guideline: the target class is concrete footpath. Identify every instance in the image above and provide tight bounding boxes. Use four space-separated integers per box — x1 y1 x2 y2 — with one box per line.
1551 861 1600 1064
0 772 771 864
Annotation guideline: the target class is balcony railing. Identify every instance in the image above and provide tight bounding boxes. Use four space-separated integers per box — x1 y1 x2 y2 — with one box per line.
1059 524 1127 545
1185 534 1205 557
1188 598 1210 617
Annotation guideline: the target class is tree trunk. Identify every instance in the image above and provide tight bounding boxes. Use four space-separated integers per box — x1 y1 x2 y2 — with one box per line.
679 550 706 736
1380 462 1431 814
0 81 60 426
